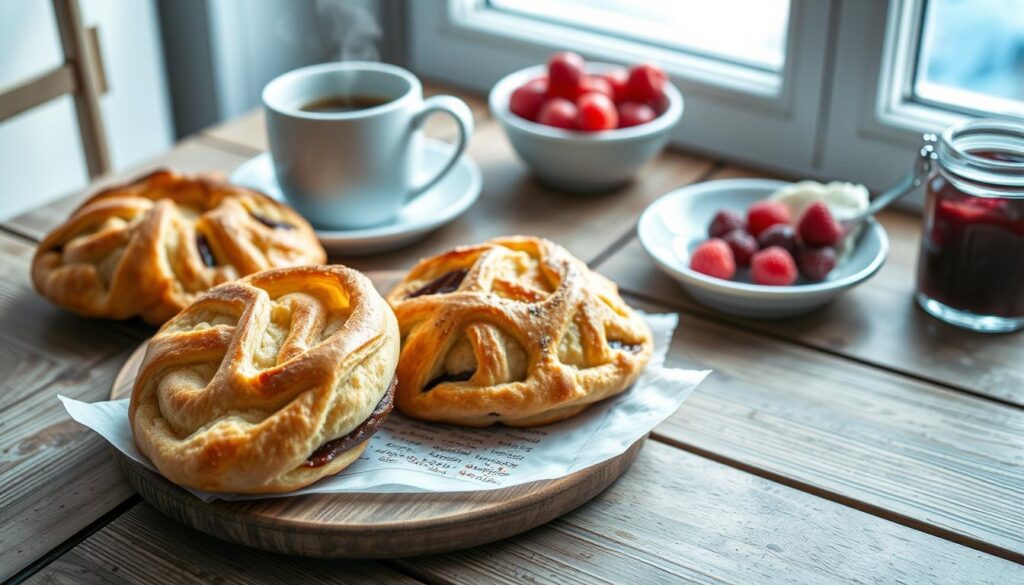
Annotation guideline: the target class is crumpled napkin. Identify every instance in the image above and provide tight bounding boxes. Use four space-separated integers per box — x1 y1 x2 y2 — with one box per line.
62 312 709 502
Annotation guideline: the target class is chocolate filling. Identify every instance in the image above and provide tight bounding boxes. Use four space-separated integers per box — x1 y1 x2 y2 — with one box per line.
422 370 475 392
407 269 468 298
608 339 643 353
303 376 397 468
251 212 294 229
195 234 217 267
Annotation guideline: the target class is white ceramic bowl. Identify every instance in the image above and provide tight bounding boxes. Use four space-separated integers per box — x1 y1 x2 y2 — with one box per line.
489 63 684 193
638 179 889 318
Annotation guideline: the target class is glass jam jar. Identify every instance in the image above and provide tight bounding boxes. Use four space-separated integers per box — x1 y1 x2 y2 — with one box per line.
915 119 1024 332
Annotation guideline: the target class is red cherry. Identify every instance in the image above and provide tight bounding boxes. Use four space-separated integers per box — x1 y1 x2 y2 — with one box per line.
721 229 759 268
648 91 670 114
509 78 548 121
579 75 614 99
617 102 657 128
576 92 618 131
756 224 798 256
626 63 667 103
797 245 838 282
548 52 586 99
600 69 629 102
536 98 578 129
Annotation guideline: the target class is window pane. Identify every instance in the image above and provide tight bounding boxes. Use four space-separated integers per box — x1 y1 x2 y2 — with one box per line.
915 0 1024 118
488 0 790 72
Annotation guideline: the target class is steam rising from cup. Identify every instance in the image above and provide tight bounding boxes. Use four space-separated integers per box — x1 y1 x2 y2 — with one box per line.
315 0 382 62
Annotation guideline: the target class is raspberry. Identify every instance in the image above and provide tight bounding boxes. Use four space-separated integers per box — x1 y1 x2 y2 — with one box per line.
746 201 791 237
751 246 797 286
756 224 798 255
721 229 758 267
708 210 745 238
798 201 843 246
690 238 736 280
797 245 837 281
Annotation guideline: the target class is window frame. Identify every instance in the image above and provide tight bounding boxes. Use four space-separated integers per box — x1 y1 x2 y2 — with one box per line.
409 0 834 178
449 0 789 97
407 0 1017 202
819 0 1004 202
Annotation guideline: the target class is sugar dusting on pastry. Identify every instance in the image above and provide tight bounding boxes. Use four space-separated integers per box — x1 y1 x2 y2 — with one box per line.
387 236 653 428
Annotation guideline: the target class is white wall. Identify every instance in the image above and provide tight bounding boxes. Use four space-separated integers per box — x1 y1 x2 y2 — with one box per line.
207 0 382 121
0 0 173 221
159 0 383 138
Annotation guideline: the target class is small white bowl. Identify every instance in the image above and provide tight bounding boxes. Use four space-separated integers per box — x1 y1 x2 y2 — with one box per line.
489 63 684 193
638 179 889 318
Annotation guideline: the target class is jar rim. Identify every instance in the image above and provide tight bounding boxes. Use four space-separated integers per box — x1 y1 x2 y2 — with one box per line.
938 118 1024 190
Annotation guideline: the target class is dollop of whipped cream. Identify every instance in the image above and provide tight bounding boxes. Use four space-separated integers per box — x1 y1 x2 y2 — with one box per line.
770 180 869 261
769 180 868 222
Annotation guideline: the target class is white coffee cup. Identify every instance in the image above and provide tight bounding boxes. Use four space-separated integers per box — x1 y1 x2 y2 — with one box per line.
263 62 473 229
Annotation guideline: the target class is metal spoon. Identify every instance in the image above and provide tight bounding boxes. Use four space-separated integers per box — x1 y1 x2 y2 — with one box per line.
840 133 938 234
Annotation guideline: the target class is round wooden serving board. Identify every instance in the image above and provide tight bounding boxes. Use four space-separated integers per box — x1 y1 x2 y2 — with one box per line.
111 343 643 558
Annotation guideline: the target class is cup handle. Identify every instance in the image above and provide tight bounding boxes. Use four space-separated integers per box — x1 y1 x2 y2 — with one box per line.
405 95 474 203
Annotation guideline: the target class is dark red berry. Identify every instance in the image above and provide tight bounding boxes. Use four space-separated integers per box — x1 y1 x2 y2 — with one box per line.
721 229 758 268
708 210 745 238
797 245 837 281
757 224 798 255
798 201 843 246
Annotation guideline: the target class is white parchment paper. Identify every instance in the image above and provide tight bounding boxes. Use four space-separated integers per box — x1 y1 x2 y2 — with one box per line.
61 313 708 502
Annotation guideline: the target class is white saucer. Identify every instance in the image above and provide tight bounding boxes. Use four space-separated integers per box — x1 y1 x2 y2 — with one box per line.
230 138 482 255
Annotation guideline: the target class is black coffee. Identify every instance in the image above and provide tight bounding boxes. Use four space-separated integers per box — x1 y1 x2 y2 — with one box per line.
300 94 390 113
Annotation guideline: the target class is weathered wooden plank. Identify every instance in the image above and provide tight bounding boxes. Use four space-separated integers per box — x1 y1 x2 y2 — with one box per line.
28 442 1020 585
0 232 144 581
202 81 492 153
2 137 252 242
23 504 421 585
614 293 1024 561
0 263 395 581
394 441 1022 584
594 169 1024 405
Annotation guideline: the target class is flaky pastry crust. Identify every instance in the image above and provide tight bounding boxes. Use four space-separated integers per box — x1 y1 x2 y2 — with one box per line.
129 265 399 493
387 236 653 427
32 170 326 325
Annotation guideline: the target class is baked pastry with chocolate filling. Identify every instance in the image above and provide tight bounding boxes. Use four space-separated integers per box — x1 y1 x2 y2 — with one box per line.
129 265 399 493
387 236 653 427
32 170 326 325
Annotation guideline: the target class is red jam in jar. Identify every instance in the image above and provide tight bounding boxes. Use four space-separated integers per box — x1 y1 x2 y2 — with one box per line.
915 120 1024 332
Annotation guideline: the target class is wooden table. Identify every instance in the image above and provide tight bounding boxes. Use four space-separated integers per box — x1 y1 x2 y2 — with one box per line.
2 83 1022 584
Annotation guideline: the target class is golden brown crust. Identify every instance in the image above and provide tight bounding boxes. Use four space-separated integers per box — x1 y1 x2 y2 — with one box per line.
31 170 326 325
129 264 400 493
387 236 653 427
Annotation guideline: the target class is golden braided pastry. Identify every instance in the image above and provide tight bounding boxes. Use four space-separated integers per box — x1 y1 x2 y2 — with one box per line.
130 265 399 493
386 236 652 427
32 170 326 325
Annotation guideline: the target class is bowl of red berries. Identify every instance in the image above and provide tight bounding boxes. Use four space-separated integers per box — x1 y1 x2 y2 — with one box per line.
489 52 683 193
638 178 889 318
